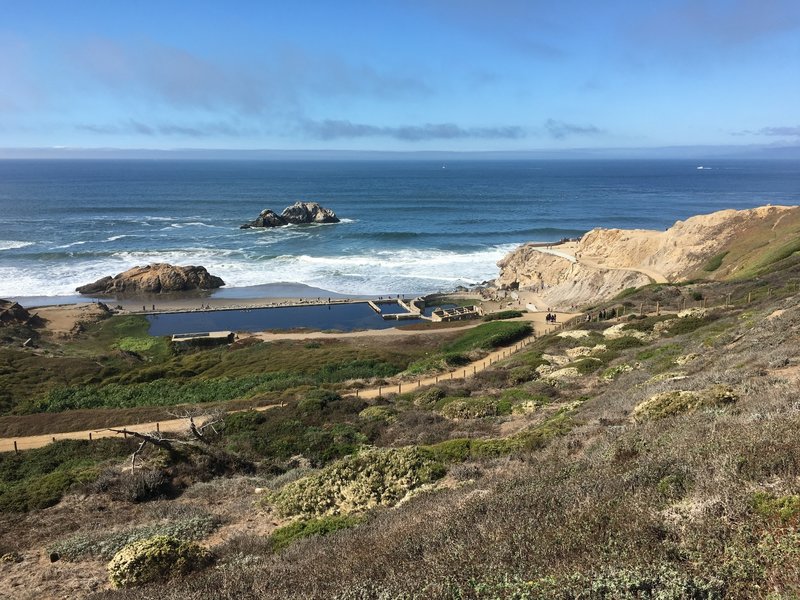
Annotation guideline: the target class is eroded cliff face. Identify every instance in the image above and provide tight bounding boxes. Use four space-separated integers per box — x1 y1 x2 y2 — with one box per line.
496 249 650 309
496 205 799 309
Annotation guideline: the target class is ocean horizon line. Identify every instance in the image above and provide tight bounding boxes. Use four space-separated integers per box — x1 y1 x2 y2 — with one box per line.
1 144 799 160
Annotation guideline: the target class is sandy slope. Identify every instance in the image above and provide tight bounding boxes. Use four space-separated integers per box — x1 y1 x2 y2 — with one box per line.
496 205 800 309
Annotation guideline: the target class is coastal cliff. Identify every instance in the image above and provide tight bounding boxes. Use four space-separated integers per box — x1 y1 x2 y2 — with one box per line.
497 204 800 308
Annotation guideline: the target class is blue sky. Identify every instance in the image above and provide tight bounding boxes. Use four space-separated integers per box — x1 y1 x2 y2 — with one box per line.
1 0 798 153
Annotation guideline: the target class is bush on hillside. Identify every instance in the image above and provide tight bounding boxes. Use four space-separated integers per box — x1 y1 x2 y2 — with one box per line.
267 447 444 518
107 535 213 588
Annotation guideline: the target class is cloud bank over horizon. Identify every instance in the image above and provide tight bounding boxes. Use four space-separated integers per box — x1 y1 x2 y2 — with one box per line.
1 0 798 153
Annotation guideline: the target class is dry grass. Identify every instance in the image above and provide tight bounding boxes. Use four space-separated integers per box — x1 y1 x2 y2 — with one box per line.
3 264 800 599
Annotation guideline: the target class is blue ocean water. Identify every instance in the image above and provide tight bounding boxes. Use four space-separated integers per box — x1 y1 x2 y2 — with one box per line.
0 159 798 299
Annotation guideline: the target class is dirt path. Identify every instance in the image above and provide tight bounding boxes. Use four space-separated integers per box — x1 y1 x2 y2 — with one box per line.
532 243 669 284
578 256 668 284
0 312 578 453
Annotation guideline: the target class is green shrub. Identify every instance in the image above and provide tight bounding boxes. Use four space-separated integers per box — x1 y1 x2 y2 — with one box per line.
50 515 219 561
614 287 639 300
665 314 720 336
413 386 446 408
420 439 472 464
358 405 396 423
269 515 365 552
445 322 532 353
516 410 574 452
114 336 161 353
483 310 524 321
657 473 689 500
634 386 737 421
601 364 633 380
0 439 131 513
298 388 341 413
107 535 213 588
565 357 601 375
602 336 644 351
703 250 729 272
623 315 675 333
439 396 504 419
508 365 539 384
470 565 724 599
28 372 313 413
751 492 800 522
268 447 444 518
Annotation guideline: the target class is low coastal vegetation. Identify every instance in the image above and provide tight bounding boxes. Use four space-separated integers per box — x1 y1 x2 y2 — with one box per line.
2 247 800 598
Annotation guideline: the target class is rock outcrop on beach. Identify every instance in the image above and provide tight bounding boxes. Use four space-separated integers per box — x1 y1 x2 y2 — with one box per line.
76 264 225 295
0 299 40 327
240 201 340 229
497 204 800 309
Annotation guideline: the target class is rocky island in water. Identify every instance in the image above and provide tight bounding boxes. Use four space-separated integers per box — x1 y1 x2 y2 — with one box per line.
76 263 225 295
240 201 340 229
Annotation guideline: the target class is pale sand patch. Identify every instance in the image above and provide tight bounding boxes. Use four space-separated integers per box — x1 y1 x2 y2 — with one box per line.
34 303 112 337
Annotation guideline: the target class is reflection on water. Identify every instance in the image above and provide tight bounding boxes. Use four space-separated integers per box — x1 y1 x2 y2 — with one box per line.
146 302 423 335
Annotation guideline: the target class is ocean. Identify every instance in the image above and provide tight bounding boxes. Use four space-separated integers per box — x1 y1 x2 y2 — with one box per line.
1 159 799 301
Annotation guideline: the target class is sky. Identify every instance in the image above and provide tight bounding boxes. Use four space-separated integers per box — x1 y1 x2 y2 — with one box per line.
1 0 799 154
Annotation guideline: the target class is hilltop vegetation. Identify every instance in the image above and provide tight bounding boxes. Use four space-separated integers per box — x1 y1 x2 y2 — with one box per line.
1 241 800 597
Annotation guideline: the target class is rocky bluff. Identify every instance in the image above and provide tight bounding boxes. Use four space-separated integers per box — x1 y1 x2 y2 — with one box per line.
76 264 225 295
241 201 339 229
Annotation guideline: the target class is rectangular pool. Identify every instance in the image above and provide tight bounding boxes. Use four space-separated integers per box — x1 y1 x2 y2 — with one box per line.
146 302 424 336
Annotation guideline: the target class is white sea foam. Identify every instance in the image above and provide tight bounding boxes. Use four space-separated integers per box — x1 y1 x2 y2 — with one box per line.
169 222 221 229
53 241 88 249
105 235 130 242
0 240 33 251
0 244 516 298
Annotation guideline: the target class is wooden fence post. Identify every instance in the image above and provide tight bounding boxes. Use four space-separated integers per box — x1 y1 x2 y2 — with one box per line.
89 432 93 441
398 383 402 394
13 441 18 454
156 422 160 432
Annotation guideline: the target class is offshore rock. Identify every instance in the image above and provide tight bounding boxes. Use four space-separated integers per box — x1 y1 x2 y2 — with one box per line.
76 264 225 295
240 201 339 228
244 209 285 228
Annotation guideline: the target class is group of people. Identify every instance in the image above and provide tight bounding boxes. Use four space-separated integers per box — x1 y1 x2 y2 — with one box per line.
545 312 558 323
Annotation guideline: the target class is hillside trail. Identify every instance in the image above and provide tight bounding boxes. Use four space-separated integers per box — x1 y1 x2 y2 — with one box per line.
0 312 577 453
537 243 669 284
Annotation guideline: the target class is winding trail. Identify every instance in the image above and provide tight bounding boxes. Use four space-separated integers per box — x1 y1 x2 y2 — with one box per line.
0 313 577 453
530 243 669 285
577 256 669 284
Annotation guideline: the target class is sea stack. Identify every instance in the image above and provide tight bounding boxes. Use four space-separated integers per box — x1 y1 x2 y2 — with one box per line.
240 201 340 229
76 263 225 295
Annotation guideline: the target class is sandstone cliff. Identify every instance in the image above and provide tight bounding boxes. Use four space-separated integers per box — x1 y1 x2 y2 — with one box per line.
497 205 800 309
76 264 225 295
